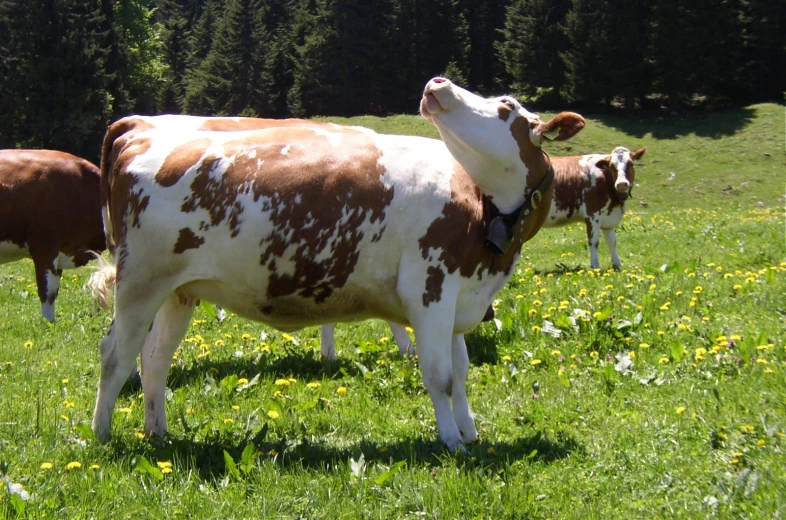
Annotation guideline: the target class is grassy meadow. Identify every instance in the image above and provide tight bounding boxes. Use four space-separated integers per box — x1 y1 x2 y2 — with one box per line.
0 103 784 519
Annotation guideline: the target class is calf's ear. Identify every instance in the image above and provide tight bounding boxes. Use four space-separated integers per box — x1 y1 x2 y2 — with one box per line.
631 147 647 161
534 112 585 142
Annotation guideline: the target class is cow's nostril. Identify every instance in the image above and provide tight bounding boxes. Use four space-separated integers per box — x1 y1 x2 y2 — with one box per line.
432 77 447 84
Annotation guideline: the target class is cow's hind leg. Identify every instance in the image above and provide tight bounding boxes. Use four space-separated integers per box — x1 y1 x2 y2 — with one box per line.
584 217 601 269
141 294 195 437
92 285 172 442
451 334 477 442
603 228 622 268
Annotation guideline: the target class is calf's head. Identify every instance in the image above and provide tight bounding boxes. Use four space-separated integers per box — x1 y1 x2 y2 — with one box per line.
420 77 585 214
597 146 647 200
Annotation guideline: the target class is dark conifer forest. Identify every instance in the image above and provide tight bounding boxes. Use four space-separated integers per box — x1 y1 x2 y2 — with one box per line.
0 0 783 162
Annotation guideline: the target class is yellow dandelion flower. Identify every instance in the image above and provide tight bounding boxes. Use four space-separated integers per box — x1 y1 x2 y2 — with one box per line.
281 333 295 343
579 289 588 297
307 382 321 389
533 299 542 306
65 461 82 470
157 461 173 469
528 309 538 316
214 340 225 347
224 418 234 424
24 341 33 349
551 350 561 356
288 378 297 383
135 432 145 439
161 467 173 474
589 351 599 358
275 379 291 386
756 358 768 365
531 325 541 333
741 424 755 433
241 333 252 341
62 378 69 384
502 355 512 362
237 377 249 385
336 386 348 396
515 294 524 300
676 406 686 414
267 410 280 420
658 357 670 364
530 359 542 366
40 462 54 470
231 405 240 411
757 439 766 447
273 390 283 398
659 302 671 311
639 342 650 349
730 458 739 465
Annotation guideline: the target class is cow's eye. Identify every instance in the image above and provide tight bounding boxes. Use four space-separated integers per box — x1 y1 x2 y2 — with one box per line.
500 98 516 110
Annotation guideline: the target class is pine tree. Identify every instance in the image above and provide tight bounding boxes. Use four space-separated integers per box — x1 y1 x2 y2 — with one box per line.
496 0 571 105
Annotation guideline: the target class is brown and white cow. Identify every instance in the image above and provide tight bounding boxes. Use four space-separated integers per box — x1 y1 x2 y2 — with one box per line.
0 150 105 322
88 78 585 450
545 146 646 269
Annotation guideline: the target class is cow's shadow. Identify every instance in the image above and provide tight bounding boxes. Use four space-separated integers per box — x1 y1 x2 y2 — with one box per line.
110 427 583 482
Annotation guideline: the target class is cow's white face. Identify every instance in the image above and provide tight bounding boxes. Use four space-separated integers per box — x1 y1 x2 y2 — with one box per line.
421 77 584 214
602 146 646 200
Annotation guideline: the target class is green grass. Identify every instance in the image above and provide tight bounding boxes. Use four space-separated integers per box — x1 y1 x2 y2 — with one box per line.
1 104 784 519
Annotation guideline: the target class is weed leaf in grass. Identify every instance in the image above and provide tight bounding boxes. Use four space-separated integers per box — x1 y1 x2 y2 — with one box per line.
224 450 241 480
374 461 406 486
199 300 217 320
133 456 163 481
240 443 256 473
75 421 96 442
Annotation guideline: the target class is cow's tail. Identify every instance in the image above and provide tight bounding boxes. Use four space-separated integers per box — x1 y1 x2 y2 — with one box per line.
87 254 117 312
88 117 138 312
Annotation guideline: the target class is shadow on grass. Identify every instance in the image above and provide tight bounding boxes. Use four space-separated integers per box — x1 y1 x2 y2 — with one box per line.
589 106 756 140
111 427 583 482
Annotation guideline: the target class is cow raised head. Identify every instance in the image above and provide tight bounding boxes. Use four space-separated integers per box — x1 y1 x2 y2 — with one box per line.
421 77 585 215
595 146 647 201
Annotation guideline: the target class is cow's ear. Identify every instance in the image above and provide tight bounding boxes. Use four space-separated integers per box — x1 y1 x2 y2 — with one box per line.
631 147 647 161
595 156 611 171
534 112 585 142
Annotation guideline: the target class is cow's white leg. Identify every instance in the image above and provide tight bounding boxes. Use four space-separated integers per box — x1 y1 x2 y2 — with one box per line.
390 323 414 356
40 269 61 323
141 294 195 437
585 218 601 269
319 324 337 360
451 334 477 442
92 286 169 442
603 228 621 268
409 303 463 452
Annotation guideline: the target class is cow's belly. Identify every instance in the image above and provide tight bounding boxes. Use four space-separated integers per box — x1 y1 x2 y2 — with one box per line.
178 276 404 332
544 205 585 227
0 241 29 264
599 206 624 229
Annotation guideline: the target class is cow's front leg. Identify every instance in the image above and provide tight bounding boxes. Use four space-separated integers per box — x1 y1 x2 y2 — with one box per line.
451 334 477 442
319 324 338 360
30 246 61 323
390 323 414 356
585 218 601 269
603 228 621 268
410 306 463 452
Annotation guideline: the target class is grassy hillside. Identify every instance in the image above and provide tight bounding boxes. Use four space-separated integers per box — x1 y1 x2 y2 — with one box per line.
0 104 784 519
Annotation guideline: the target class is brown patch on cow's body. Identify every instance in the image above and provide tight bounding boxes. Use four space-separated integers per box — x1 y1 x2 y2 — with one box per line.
173 228 205 253
423 266 445 306
156 138 213 187
551 156 586 218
